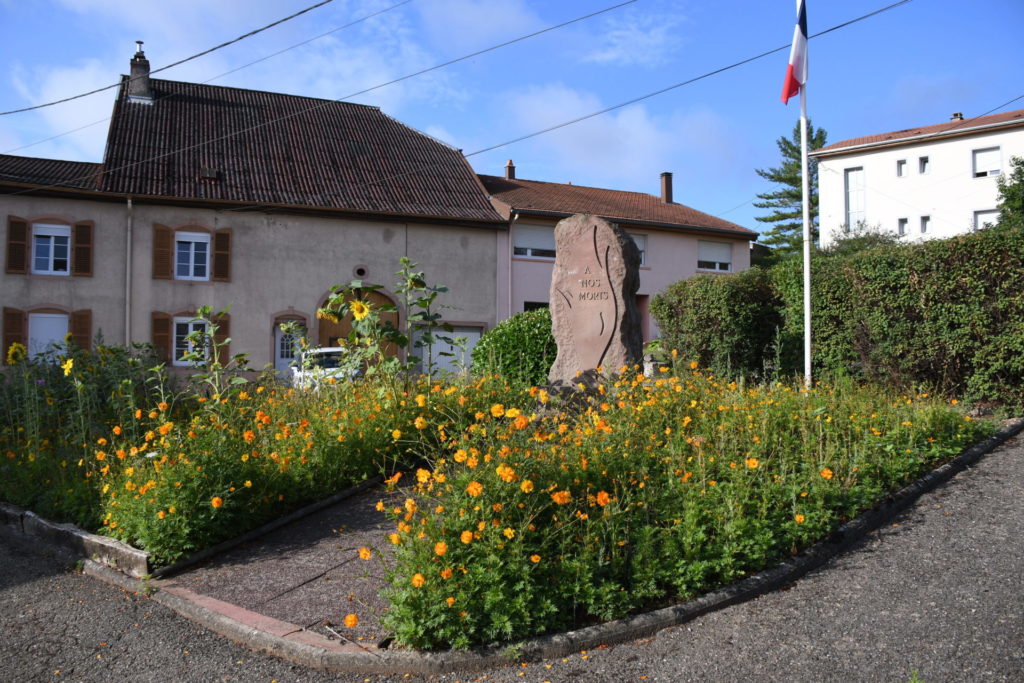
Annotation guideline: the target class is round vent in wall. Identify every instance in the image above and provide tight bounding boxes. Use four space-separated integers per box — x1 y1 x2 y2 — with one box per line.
353 265 368 279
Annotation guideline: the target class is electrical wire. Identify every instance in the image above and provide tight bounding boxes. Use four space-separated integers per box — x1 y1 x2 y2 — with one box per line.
0 0 343 116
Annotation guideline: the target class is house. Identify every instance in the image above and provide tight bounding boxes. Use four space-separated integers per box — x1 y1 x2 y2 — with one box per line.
481 162 756 341
2 47 506 372
813 108 1024 246
3 47 755 372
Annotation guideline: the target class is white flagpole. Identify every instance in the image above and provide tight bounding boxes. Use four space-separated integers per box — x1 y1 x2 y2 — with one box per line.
799 84 812 388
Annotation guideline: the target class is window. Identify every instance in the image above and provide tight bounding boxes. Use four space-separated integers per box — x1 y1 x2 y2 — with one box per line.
920 216 930 234
173 317 209 366
27 312 68 358
513 225 556 259
411 325 483 375
3 308 91 363
627 233 647 266
31 224 71 275
697 241 732 272
919 156 930 174
844 167 865 228
972 147 1001 177
898 218 908 236
896 159 906 177
6 217 93 276
523 301 549 311
974 209 999 230
152 225 231 281
175 231 210 280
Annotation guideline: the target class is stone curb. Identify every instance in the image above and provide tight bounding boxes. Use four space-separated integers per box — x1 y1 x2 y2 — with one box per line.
68 417 1024 675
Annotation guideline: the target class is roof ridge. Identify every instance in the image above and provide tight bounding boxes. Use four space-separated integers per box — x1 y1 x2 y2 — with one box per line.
478 174 661 199
143 76 382 110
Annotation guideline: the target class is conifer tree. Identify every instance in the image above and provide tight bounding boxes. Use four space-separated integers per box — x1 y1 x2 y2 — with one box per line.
753 120 828 256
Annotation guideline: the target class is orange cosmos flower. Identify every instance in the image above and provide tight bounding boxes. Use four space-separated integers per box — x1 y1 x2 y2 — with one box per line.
795 514 806 524
344 613 359 628
210 496 224 508
411 573 425 587
520 479 535 493
434 541 448 556
446 596 456 607
466 481 483 497
358 546 372 560
820 468 834 480
596 491 611 507
440 568 453 579
746 457 759 469
550 490 571 505
490 404 505 418
414 416 428 430
530 554 541 563
460 530 474 544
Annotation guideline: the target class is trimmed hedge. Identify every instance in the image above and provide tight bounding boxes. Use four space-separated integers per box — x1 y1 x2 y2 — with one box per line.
471 308 557 386
652 223 1024 406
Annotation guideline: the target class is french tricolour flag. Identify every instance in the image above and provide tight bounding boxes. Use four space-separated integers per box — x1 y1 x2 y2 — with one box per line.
781 0 807 104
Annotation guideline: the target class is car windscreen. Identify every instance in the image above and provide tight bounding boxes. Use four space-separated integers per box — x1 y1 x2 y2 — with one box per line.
307 352 345 369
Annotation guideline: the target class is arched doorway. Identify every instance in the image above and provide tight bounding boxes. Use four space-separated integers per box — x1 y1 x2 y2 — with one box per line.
317 289 400 358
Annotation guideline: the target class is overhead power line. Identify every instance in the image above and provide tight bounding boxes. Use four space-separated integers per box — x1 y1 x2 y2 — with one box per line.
0 0 345 116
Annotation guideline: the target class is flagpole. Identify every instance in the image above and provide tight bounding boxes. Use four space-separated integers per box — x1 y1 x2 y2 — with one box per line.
799 84 812 388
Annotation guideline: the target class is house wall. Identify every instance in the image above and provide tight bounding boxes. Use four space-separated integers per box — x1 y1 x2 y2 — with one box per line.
817 127 1024 246
4 195 499 369
496 217 752 342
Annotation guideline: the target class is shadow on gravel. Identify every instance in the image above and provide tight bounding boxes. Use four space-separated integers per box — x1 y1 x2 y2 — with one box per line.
0 535 77 592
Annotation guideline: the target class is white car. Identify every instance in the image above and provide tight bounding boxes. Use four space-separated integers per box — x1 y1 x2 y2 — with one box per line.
290 347 360 388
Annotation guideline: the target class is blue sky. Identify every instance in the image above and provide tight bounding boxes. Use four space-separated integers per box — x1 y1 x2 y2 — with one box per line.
1 0 1022 235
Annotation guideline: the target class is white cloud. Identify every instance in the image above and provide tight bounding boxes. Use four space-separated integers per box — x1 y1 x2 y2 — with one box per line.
413 0 540 54
580 7 685 67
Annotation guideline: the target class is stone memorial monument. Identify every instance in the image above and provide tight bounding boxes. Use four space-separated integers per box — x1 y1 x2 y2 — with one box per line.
548 214 643 386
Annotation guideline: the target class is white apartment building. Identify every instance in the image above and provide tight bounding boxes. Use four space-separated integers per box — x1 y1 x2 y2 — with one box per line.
813 109 1024 247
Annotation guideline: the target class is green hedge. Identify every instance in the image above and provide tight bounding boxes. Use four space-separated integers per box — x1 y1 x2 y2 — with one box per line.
471 308 557 386
652 223 1024 406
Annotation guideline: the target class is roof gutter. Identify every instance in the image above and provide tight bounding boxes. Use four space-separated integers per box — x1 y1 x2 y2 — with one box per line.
811 117 1024 159
508 207 756 240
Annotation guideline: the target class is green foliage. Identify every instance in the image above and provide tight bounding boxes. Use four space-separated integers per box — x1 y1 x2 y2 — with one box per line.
653 224 1024 408
996 155 1024 225
471 308 557 386
650 268 783 378
754 119 828 256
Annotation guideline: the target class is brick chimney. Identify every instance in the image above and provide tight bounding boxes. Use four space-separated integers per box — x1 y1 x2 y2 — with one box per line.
950 112 964 121
128 41 153 103
505 159 516 180
660 172 673 203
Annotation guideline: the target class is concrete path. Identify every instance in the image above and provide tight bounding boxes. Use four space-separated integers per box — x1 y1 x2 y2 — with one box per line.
2 435 1022 681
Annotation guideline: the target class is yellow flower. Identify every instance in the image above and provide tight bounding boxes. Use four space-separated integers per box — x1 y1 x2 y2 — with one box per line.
416 468 431 483
157 510 166 520
466 481 483 497
490 403 505 418
496 464 516 482
446 596 456 607
505 407 521 419
820 468 834 480
211 496 224 508
415 394 427 407
389 533 401 545
434 541 448 556
503 528 515 539
344 613 359 628
350 300 370 321
244 480 252 488
460 530 474 544
689 361 698 370
61 358 74 376
795 514 806 524
6 342 27 365
745 457 759 469
414 416 428 430
358 547 372 560
520 479 534 493
411 573 426 587
391 429 402 440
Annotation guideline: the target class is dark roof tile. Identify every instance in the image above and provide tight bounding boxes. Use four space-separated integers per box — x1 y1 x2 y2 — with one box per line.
0 154 102 190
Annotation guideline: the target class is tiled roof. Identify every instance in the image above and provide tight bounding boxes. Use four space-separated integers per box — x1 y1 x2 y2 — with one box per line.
99 78 503 223
0 154 102 190
479 175 754 236
815 108 1024 155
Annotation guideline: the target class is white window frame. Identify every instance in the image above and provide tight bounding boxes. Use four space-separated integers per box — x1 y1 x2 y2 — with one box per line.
973 209 999 230
919 156 930 174
697 241 732 273
27 312 69 359
31 223 71 276
172 317 209 367
844 167 865 229
920 216 930 234
897 218 908 236
512 224 556 260
627 232 647 266
175 231 211 281
972 147 1001 178
896 159 906 177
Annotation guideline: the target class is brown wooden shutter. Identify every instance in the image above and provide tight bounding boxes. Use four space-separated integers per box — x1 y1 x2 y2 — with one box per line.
6 216 28 274
72 221 94 277
3 307 27 363
212 313 230 366
70 309 92 351
212 228 231 282
153 225 173 279
151 312 172 363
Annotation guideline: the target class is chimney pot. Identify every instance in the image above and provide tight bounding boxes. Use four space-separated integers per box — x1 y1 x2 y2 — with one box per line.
951 112 964 121
128 42 153 102
505 159 516 180
660 171 673 204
